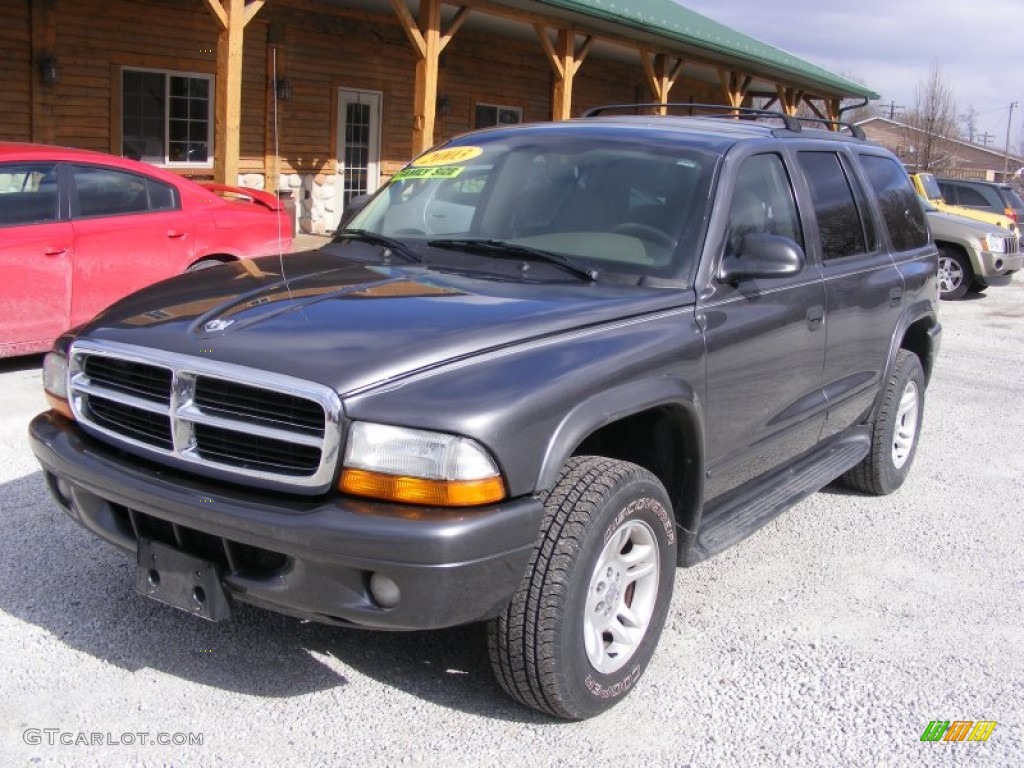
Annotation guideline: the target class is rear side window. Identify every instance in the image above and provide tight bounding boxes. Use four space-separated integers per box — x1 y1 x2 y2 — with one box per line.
859 155 928 251
0 163 59 226
797 151 875 260
955 186 989 207
72 165 178 217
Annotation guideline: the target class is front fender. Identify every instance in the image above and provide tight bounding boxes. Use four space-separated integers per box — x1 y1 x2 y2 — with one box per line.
343 307 706 500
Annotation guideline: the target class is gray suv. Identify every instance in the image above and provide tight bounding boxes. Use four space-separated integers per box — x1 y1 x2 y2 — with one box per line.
937 178 1024 228
30 107 941 719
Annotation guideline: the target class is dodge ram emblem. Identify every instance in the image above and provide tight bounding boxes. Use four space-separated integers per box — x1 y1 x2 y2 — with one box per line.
203 318 236 332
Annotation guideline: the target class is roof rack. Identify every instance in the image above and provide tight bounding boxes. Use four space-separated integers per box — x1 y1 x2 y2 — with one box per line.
581 103 802 133
791 115 865 139
582 103 867 140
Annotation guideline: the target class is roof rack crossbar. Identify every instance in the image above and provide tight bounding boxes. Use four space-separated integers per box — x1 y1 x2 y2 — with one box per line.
792 115 866 139
581 103 802 132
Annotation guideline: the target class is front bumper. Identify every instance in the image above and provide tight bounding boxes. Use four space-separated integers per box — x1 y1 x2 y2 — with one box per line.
976 248 1023 283
29 411 544 630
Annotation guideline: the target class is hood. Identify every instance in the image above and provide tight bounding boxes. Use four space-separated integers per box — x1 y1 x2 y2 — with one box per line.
80 245 692 395
926 210 1010 238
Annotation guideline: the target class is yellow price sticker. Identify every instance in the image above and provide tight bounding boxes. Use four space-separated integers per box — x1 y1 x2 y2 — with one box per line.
412 146 483 167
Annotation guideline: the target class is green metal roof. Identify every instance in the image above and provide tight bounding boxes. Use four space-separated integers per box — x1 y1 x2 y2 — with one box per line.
534 0 879 100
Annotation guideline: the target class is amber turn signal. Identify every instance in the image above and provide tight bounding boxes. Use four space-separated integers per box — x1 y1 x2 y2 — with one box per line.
339 468 506 507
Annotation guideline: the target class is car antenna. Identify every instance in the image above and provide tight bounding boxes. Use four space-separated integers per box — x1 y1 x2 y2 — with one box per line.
271 47 293 302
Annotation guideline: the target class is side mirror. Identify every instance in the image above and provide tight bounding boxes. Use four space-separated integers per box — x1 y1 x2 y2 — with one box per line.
338 194 372 229
719 233 805 283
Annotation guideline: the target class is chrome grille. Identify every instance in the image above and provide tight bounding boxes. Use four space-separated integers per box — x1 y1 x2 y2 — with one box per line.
68 340 343 493
1005 235 1019 255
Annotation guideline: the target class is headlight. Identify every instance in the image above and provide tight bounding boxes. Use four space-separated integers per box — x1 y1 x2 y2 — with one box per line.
42 352 74 420
339 422 505 506
979 233 1006 253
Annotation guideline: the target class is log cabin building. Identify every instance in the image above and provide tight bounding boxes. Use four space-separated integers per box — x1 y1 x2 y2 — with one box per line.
2 0 877 234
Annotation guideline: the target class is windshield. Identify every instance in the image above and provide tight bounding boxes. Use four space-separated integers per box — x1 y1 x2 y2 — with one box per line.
917 173 943 200
345 133 718 282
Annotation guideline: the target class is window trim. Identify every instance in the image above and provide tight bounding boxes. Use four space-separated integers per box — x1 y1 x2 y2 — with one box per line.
121 66 215 169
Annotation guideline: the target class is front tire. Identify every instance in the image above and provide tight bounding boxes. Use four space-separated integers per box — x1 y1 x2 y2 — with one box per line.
487 456 676 720
843 350 925 495
937 247 972 300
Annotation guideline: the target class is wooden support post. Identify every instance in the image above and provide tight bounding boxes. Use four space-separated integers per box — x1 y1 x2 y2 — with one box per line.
391 0 469 155
30 0 58 145
775 86 803 117
718 69 751 113
826 97 841 128
414 0 441 155
205 0 266 185
641 50 684 114
535 26 592 121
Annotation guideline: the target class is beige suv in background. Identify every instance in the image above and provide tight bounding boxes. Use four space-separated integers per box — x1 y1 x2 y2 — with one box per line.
922 197 1022 299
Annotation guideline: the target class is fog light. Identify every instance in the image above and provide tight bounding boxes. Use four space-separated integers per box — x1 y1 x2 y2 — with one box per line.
369 572 401 609
995 258 1003 270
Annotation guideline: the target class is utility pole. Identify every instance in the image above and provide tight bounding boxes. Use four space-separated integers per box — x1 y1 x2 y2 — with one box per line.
884 100 904 120
978 132 995 148
1004 101 1018 181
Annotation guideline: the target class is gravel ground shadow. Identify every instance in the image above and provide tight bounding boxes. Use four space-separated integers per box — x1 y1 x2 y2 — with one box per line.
3 471 549 721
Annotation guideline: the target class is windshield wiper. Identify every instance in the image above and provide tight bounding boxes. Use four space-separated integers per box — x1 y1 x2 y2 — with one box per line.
334 229 423 263
427 238 597 281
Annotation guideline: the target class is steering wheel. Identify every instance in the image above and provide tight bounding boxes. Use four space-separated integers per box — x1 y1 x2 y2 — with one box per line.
610 222 677 249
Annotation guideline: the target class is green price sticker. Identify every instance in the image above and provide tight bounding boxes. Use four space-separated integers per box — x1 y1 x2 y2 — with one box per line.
392 166 466 181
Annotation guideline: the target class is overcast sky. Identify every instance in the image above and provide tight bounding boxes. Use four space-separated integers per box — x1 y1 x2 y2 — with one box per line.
681 0 1024 150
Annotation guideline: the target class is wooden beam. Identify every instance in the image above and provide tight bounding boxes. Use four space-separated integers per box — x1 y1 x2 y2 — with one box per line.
534 24 562 78
571 35 593 76
802 96 827 120
389 0 426 57
203 0 228 28
243 0 266 27
211 0 266 185
440 6 471 52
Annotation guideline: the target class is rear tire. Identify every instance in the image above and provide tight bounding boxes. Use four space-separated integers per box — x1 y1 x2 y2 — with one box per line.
487 456 676 720
937 247 971 300
843 350 925 495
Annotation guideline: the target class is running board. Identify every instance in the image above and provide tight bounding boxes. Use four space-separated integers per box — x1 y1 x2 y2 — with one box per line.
684 430 870 565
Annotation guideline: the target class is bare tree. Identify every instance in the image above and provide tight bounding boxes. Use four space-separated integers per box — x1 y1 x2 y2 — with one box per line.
902 65 960 171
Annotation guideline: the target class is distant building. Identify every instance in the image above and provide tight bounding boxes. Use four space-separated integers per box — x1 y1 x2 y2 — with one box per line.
857 116 1024 182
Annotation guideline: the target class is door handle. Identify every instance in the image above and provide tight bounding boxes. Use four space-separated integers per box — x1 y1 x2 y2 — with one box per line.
43 246 67 257
167 230 188 239
806 305 824 331
889 287 903 307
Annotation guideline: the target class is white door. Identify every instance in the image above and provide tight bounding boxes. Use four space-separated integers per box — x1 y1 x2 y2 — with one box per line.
335 88 382 230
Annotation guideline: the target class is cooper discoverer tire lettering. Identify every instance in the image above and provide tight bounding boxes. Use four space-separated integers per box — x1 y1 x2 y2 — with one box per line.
487 456 676 720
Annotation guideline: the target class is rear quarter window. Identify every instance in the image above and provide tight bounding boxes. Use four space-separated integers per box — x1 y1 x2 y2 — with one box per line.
859 155 928 251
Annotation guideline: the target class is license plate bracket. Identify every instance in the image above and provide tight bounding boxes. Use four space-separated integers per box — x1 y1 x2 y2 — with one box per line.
135 537 231 621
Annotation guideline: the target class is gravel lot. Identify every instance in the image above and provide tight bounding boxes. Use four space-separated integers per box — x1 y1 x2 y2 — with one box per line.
2 279 1022 767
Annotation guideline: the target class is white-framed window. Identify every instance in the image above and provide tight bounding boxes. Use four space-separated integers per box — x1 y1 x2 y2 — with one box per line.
474 103 522 129
122 68 214 166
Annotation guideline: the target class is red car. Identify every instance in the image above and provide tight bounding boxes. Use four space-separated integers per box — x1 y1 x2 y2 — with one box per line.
0 142 293 357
